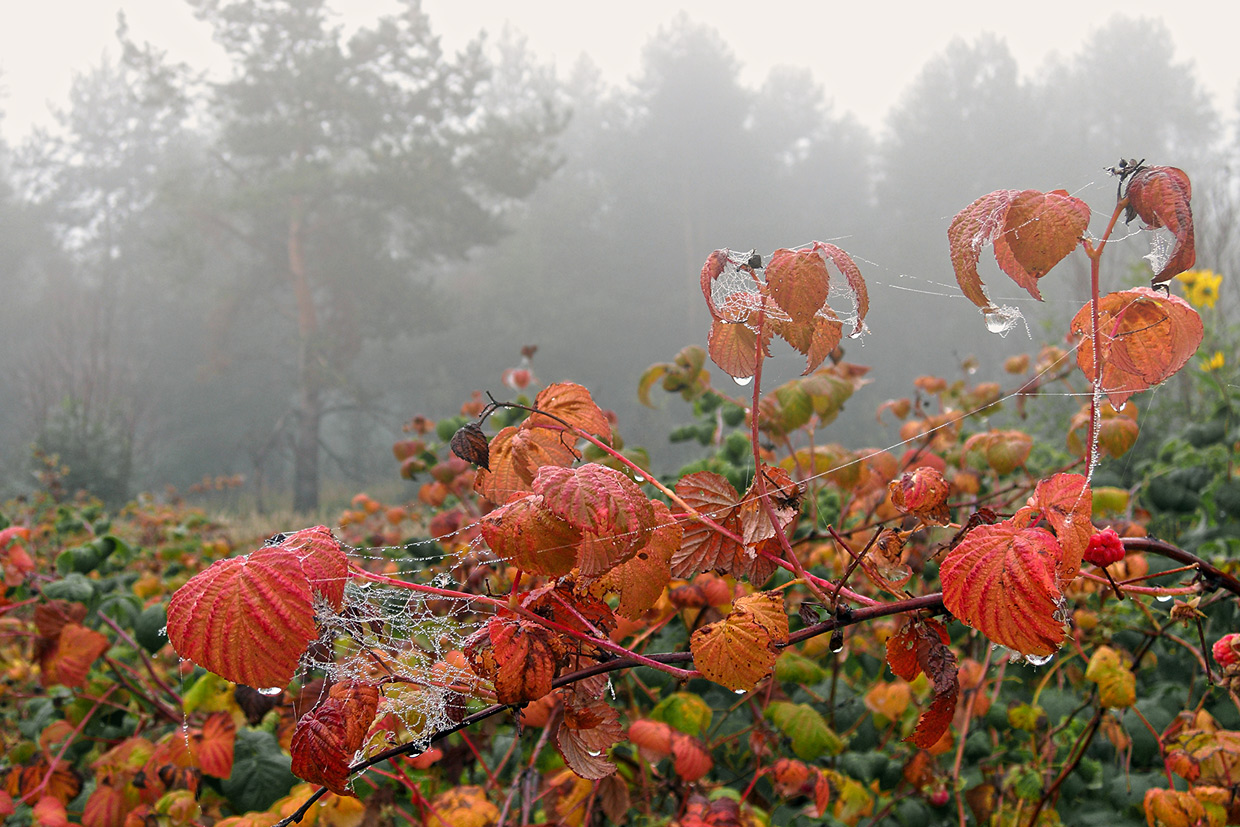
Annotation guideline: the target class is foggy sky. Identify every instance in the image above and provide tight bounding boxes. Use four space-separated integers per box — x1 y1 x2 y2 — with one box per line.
2 0 1238 142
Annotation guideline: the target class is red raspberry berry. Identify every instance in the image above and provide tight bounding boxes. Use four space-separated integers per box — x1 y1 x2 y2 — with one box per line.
1213 634 1240 668
929 789 950 807
1084 528 1125 567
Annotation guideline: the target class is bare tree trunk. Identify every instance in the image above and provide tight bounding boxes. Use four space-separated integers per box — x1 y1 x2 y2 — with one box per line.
288 201 321 513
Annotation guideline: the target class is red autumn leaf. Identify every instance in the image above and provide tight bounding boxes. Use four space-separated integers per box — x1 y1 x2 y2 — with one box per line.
940 521 1067 657
910 688 959 750
739 466 800 546
671 471 744 578
708 319 761 380
590 501 680 620
556 697 624 780
473 425 577 503
948 189 1089 310
521 583 616 646
7 758 82 806
888 467 952 526
167 528 351 687
627 720 713 782
34 600 87 641
1126 165 1195 281
194 713 237 780
1071 288 1202 409
525 382 612 444
690 592 788 692
1027 473 1092 580
290 681 379 795
41 623 110 689
32 796 68 827
82 785 125 827
766 247 830 325
533 463 656 577
813 241 870 338
884 618 959 748
464 616 564 705
480 494 580 577
0 526 33 588
992 190 1090 300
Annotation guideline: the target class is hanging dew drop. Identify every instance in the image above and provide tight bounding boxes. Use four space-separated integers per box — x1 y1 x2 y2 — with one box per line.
258 687 283 696
1023 652 1054 667
733 375 754 387
1156 594 1174 603
734 689 747 695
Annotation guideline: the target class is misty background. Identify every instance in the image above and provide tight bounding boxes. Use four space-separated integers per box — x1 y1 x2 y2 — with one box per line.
0 0 1236 512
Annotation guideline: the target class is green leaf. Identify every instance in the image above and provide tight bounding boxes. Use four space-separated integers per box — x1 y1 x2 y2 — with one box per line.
649 692 713 738
774 651 828 685
41 572 99 605
765 701 843 760
220 729 297 813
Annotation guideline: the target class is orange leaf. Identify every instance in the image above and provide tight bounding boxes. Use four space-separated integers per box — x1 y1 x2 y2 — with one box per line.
425 786 500 827
194 712 237 779
708 319 760 380
940 522 1066 657
480 495 580 577
82 784 126 827
1027 473 1092 581
525 382 612 444
992 189 1090 300
33 796 68 827
1126 166 1195 282
167 533 348 687
626 720 712 782
533 464 655 577
556 697 623 780
1071 288 1203 409
472 425 577 504
766 247 830 325
40 623 110 689
289 681 379 795
1143 788 1208 827
590 501 679 620
888 467 952 526
690 592 787 692
739 467 800 547
700 248 759 322
813 242 869 338
464 617 564 706
0 526 34 588
948 189 1088 310
671 472 743 578
883 619 959 749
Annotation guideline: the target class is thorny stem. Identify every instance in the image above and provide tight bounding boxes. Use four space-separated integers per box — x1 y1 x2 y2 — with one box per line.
1081 199 1128 475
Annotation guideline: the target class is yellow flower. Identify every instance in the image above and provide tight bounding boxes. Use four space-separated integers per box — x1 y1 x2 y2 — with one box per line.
1201 351 1224 372
1179 269 1222 309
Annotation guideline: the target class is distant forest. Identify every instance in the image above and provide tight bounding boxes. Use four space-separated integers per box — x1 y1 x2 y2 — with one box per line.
0 2 1234 510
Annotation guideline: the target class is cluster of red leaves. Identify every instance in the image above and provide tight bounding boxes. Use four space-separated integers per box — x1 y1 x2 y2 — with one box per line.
700 244 869 379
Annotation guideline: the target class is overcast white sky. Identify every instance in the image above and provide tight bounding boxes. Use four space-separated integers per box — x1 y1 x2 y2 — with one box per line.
1 0 1237 142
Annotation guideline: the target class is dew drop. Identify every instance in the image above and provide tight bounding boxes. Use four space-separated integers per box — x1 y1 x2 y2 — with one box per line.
734 689 748 695
1156 594 1174 603
586 749 603 757
633 473 646 484
158 625 168 638
258 687 283 697
830 641 845 654
607 678 616 700
733 375 754 387
983 305 1023 337
1023 652 1054 667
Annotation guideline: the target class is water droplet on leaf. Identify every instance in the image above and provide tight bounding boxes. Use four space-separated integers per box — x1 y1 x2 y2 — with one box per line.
733 375 754 387
258 687 283 697
734 689 747 695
